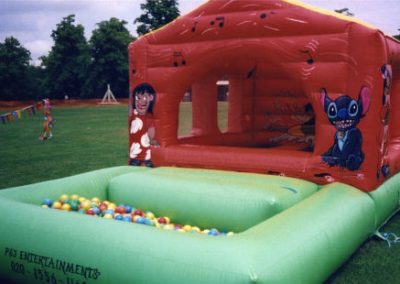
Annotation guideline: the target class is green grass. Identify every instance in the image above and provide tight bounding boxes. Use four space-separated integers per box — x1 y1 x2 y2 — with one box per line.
0 105 128 188
1 103 400 283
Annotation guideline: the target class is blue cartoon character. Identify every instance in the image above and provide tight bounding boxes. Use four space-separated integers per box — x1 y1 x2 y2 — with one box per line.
321 87 371 171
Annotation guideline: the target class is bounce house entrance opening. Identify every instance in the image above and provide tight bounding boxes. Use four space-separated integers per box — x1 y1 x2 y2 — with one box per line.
178 75 315 153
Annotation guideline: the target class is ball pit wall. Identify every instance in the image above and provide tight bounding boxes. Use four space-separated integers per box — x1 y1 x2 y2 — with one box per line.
0 167 399 283
108 167 319 233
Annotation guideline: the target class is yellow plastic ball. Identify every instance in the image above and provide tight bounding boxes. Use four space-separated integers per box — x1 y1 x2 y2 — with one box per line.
227 232 235 237
191 226 201 233
107 203 117 210
61 203 71 211
52 201 62 209
59 194 69 202
183 225 192 232
163 224 174 230
70 194 79 200
91 197 100 205
41 205 49 209
80 200 91 210
145 211 155 219
103 214 113 219
78 197 86 203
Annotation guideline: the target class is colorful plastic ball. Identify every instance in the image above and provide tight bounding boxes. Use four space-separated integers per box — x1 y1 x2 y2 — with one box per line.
125 205 133 213
91 207 100 215
227 232 235 237
133 209 144 216
174 224 183 230
41 205 49 209
86 209 95 215
70 194 79 200
99 203 108 212
136 217 146 224
61 203 71 211
78 197 86 203
183 225 192 232
163 224 174 230
114 215 124 221
107 203 117 210
145 211 155 219
52 201 62 209
157 217 169 224
103 209 115 216
91 197 100 205
42 198 53 207
191 226 201 233
80 200 92 210
143 218 153 226
59 194 69 202
208 229 219 236
115 206 126 214
103 214 113 219
69 201 79 211
123 216 132 222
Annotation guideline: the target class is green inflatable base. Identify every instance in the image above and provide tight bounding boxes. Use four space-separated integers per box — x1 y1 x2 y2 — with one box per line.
0 166 399 283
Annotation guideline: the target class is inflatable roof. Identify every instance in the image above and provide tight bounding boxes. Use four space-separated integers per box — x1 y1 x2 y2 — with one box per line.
128 0 400 192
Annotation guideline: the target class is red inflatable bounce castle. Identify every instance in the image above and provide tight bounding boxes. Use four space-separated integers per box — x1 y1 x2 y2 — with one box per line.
128 0 400 192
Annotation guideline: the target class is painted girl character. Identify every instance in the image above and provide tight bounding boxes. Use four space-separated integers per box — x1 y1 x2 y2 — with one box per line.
38 98 54 140
129 83 159 167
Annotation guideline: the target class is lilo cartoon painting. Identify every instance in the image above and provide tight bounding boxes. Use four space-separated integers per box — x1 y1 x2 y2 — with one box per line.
321 87 371 171
128 83 159 167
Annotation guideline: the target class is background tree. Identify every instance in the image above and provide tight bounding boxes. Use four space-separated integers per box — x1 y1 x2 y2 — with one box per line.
135 0 180 36
83 18 133 99
41 15 90 99
395 29 400 41
0 37 34 100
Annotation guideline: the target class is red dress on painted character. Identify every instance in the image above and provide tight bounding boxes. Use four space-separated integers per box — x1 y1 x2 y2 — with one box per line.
129 110 154 166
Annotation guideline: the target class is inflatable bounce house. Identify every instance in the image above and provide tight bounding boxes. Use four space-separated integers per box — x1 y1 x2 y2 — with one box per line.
1 1 400 283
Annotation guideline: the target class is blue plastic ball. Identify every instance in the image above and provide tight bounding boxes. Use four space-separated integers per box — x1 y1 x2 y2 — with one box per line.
91 207 100 215
42 198 53 207
123 216 132 222
143 218 153 226
104 209 115 216
125 205 133 213
114 215 124 221
136 217 145 224
208 229 219 236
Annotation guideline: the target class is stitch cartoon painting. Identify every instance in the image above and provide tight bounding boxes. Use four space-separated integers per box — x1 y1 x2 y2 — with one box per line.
321 87 371 171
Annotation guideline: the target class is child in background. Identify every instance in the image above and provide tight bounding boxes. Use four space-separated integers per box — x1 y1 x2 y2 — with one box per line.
129 83 159 167
38 98 54 140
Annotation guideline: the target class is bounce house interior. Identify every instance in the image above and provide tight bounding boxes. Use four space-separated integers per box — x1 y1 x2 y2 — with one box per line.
1 1 400 283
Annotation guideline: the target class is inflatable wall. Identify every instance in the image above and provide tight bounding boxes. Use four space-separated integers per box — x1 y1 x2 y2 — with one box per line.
128 0 400 192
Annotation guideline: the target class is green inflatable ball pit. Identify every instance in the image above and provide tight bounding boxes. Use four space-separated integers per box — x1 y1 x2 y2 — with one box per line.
0 166 399 283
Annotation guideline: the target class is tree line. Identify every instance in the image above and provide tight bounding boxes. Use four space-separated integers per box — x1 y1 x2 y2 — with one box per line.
0 0 180 101
0 0 398 101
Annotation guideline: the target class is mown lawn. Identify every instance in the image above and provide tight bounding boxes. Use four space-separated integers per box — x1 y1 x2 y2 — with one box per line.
0 103 399 283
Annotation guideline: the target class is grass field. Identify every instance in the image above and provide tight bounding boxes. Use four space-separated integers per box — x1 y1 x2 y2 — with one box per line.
0 103 399 283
